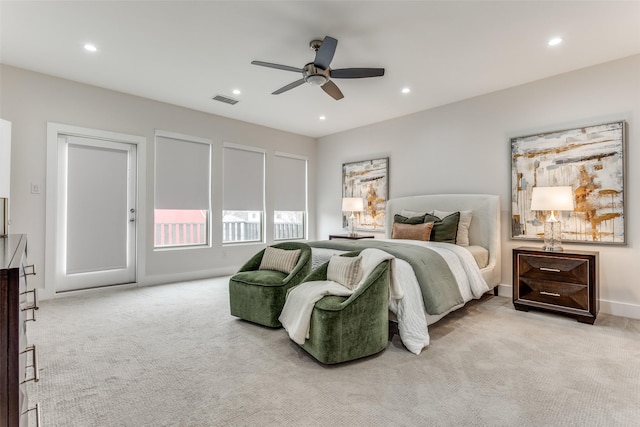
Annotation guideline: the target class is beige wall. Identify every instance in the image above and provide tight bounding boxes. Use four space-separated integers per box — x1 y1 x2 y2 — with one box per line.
3 54 640 318
317 54 640 319
1 64 316 299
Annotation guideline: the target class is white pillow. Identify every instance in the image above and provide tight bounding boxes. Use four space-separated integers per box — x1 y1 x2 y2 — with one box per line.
433 209 473 246
259 246 301 274
327 255 363 290
401 209 434 218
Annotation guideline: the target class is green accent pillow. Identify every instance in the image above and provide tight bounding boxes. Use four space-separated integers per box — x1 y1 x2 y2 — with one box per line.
393 213 427 225
424 212 460 243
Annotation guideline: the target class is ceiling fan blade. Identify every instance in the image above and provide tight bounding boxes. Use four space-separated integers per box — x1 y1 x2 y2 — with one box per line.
330 68 385 79
321 80 344 100
272 78 306 95
314 36 338 69
251 61 303 73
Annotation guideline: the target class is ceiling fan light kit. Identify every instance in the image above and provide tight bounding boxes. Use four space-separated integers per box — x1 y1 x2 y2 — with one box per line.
303 64 329 86
252 36 385 100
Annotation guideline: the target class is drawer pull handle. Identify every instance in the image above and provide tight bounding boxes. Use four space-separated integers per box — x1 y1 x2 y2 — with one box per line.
23 264 36 276
22 305 37 322
540 267 561 273
22 403 41 427
540 291 561 297
21 345 40 383
21 288 39 321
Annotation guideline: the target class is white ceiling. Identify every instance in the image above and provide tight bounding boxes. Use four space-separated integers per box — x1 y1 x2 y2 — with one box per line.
2 1 640 138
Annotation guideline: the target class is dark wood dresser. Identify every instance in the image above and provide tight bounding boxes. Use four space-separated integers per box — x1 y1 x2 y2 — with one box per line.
513 247 599 324
1 234 39 426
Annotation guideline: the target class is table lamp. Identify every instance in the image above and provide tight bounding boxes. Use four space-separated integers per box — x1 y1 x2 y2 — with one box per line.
530 186 574 251
342 197 364 237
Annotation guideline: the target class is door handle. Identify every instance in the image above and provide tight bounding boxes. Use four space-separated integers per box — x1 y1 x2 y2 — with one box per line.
129 208 136 222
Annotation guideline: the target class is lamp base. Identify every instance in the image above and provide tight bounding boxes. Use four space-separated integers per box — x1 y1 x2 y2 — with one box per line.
348 212 358 237
542 243 563 252
543 219 563 252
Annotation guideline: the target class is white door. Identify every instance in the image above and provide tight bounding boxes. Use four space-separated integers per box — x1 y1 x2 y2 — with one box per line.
54 134 137 292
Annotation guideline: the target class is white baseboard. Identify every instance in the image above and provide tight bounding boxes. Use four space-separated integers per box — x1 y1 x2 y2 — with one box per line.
141 266 237 288
496 283 640 320
599 299 640 320
37 266 238 301
494 283 511 298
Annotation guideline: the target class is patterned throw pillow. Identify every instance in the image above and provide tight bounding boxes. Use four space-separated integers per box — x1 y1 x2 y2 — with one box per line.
259 246 301 274
391 222 434 241
327 255 363 290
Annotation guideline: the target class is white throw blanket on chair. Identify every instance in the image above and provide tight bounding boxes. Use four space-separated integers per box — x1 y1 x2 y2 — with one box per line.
279 248 396 345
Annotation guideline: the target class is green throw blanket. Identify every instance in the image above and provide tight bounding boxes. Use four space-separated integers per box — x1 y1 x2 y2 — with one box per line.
309 240 464 315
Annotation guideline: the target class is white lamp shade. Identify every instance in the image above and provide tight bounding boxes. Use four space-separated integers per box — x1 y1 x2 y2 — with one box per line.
530 186 575 211
342 197 364 212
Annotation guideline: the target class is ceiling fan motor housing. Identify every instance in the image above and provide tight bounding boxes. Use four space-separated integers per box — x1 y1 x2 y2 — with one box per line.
303 63 329 86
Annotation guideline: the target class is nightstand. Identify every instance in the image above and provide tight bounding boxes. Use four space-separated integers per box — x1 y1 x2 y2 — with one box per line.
513 247 599 324
328 234 375 240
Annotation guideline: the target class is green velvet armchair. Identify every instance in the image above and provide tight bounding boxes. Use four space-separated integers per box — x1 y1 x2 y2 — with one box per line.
229 242 311 328
296 253 390 364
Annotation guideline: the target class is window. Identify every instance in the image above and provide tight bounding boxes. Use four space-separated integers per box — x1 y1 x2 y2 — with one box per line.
154 131 211 248
273 153 307 240
223 143 265 243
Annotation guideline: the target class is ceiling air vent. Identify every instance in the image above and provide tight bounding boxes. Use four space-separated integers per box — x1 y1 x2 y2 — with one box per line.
211 94 239 105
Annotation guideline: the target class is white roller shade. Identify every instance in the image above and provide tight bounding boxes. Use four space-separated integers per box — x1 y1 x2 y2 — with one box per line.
155 135 211 210
223 144 264 211
66 139 128 274
274 154 307 211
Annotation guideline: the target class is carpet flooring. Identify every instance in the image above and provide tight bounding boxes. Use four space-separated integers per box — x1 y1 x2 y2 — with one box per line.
26 276 640 426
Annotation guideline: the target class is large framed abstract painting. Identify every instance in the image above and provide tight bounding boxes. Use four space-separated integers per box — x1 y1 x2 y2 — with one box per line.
511 121 626 245
342 157 389 232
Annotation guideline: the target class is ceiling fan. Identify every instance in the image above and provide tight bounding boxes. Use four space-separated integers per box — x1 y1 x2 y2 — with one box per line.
251 36 385 100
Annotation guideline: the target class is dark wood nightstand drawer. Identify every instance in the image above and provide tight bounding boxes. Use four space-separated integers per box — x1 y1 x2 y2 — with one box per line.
518 278 588 311
513 247 599 324
517 254 589 285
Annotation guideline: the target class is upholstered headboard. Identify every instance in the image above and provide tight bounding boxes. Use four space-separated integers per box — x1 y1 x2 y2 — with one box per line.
385 194 501 286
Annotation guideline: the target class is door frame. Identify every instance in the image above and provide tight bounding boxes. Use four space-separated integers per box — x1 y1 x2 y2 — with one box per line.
46 123 147 297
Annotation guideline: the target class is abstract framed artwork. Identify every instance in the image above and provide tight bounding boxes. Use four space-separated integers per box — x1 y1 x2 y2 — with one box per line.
342 157 389 232
511 120 626 245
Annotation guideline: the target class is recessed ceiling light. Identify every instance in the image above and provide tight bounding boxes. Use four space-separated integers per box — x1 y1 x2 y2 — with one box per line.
319 116 326 121
84 43 97 52
232 89 241 95
548 37 563 46
402 87 411 94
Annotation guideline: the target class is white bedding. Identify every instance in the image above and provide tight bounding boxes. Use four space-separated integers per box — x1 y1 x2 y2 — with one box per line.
466 245 489 269
382 239 489 354
308 239 489 355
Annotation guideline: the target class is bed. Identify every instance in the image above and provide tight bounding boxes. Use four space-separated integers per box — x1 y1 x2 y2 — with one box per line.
308 194 501 354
